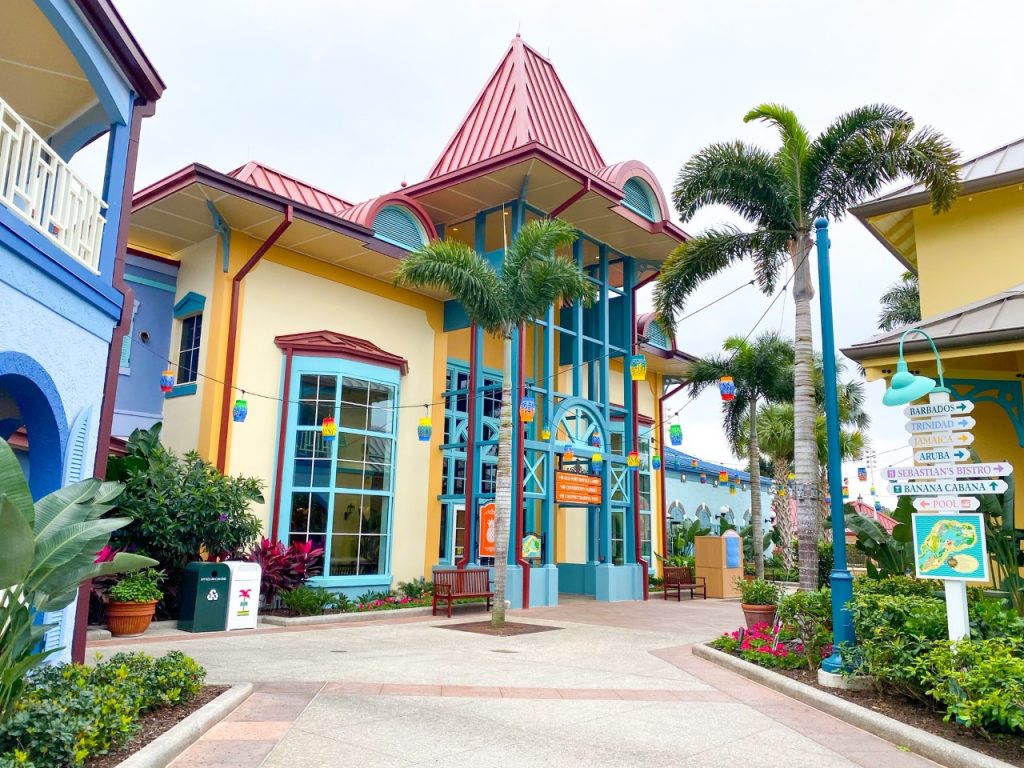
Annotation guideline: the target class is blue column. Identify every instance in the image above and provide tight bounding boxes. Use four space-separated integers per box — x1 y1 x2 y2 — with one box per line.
97 118 131 279
815 218 856 672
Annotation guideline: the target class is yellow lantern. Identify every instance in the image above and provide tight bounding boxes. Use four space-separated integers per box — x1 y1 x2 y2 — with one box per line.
629 354 647 381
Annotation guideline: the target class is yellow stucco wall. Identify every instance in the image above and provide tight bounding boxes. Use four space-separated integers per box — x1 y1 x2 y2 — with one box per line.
224 241 446 584
914 186 1024 317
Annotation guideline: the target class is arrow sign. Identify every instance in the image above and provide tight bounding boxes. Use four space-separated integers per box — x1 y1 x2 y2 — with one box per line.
889 479 1007 496
909 432 974 448
914 448 970 464
913 497 981 512
885 462 1014 482
904 416 976 434
904 400 974 418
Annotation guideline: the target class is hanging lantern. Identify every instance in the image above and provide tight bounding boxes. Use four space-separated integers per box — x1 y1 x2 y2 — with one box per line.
652 454 662 471
591 452 603 464
842 485 849 497
874 500 883 512
322 416 337 443
541 427 551 441
590 433 601 448
732 474 741 484
562 443 574 461
629 354 648 381
699 473 707 484
519 396 536 423
778 488 785 497
787 472 796 481
729 484 736 496
690 458 698 469
669 425 683 446
719 376 736 402
857 467 868 482
160 370 174 393
718 470 728 483
627 451 640 469
232 398 248 423
417 416 432 442
825 495 831 505
870 485 876 496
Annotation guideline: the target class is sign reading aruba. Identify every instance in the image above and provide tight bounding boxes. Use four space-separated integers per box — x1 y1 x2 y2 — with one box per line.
911 513 989 582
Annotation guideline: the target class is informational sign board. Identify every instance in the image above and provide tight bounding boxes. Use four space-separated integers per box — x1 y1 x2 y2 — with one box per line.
884 462 1013 482
904 400 974 418
913 497 981 512
554 471 602 505
521 533 541 559
912 512 989 581
890 479 1007 496
478 502 496 558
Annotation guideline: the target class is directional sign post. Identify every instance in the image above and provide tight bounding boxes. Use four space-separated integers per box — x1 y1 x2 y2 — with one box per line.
904 400 974 418
914 448 970 464
909 432 974 448
884 462 1014 483
913 497 981 512
905 416 975 434
889 479 1007 496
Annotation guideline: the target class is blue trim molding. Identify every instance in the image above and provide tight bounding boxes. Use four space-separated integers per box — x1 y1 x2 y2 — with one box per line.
948 378 1024 447
173 291 206 318
166 382 197 398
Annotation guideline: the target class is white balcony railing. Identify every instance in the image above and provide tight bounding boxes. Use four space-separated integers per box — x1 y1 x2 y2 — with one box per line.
0 96 106 273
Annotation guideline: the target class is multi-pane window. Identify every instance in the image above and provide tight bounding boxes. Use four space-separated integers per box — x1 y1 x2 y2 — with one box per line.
286 370 397 579
176 314 202 384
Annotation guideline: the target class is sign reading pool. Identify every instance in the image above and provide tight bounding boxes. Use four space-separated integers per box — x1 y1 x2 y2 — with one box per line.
912 513 989 582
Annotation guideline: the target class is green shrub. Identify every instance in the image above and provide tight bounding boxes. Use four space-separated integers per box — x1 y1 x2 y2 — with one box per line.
915 638 1024 735
778 588 832 671
397 578 432 600
853 575 938 598
0 700 83 766
281 586 337 616
817 542 833 588
0 753 36 768
736 578 780 606
357 589 396 604
968 595 1024 640
109 569 165 603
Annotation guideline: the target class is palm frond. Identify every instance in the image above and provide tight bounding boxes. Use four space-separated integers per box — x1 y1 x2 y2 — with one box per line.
502 218 578 285
743 103 811 210
516 253 597 323
395 239 507 335
653 225 785 333
877 272 921 331
673 141 793 226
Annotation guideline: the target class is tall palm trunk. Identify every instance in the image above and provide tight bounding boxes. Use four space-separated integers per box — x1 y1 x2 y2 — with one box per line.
490 335 514 627
748 397 764 578
772 458 796 574
790 233 819 591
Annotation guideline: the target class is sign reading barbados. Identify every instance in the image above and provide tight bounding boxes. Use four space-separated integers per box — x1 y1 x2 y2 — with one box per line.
911 513 989 582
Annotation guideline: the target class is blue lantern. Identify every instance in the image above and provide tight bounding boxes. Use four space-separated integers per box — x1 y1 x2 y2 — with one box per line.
669 424 683 446
232 398 248 423
589 432 600 448
652 454 662 471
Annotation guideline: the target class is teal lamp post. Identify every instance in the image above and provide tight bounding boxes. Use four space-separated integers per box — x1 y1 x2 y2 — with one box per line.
814 218 856 674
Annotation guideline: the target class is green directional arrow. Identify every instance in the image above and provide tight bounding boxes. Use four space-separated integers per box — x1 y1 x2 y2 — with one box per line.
957 403 967 411
990 481 999 491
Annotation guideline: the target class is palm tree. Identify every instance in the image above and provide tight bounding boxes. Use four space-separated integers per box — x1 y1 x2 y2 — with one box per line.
654 104 959 590
685 332 793 577
878 271 921 331
395 218 595 627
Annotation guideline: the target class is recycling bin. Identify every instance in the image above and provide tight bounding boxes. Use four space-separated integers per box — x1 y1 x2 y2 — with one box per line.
178 562 229 632
224 561 262 630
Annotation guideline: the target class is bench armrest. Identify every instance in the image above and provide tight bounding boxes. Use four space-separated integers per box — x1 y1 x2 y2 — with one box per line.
434 584 452 597
695 576 706 585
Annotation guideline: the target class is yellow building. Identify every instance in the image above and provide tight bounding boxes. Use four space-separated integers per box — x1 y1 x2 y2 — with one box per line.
123 38 693 606
844 139 1024 540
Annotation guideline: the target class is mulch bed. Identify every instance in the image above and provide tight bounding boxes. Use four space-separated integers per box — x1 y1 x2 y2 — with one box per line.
777 668 1024 767
439 621 561 637
85 685 229 768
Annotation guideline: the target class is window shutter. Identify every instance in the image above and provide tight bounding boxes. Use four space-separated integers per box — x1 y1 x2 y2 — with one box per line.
119 301 139 373
373 206 426 250
622 178 657 221
41 406 94 663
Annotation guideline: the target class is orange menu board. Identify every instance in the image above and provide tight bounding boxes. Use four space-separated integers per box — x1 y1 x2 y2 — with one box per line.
554 471 602 505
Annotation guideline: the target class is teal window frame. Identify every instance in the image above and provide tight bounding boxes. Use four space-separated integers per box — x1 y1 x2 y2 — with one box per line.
171 291 206 394
276 355 400 589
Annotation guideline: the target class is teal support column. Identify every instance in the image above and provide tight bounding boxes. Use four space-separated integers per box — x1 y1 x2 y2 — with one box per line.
815 218 856 672
573 239 584 397
598 245 612 565
622 257 636 564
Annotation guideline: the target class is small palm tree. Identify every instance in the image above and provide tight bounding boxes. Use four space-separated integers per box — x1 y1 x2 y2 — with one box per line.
655 104 959 590
396 218 595 627
686 332 793 577
878 271 921 331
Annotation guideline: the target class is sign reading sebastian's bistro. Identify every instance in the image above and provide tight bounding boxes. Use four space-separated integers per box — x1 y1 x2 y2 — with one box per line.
554 471 602 505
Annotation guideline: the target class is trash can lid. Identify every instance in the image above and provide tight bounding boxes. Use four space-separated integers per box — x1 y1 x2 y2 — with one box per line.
223 560 262 575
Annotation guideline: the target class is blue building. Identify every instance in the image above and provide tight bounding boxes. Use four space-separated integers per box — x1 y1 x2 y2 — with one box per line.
0 0 163 662
661 448 774 553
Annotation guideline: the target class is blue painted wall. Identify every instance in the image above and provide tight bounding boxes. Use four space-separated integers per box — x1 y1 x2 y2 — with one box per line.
113 256 178 437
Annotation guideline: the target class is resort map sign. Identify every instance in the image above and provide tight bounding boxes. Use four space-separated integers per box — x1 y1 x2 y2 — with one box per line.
912 513 989 581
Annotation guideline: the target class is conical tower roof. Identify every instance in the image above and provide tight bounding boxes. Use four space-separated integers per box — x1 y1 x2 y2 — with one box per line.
428 35 605 178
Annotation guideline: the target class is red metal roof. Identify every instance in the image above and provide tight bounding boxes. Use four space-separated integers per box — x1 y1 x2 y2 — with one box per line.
229 162 352 216
428 35 605 178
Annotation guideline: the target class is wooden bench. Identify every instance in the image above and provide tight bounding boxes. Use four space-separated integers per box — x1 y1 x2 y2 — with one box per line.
663 566 706 601
432 567 493 618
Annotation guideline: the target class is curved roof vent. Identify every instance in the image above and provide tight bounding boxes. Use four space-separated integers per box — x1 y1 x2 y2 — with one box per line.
373 205 427 250
622 177 661 221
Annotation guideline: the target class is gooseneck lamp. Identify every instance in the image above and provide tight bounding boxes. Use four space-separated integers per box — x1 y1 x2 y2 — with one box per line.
881 328 947 406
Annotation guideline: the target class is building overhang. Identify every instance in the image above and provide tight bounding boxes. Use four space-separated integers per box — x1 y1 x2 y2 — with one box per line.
274 330 409 375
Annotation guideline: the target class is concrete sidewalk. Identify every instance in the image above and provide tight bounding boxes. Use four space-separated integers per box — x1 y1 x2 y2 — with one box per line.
93 599 940 767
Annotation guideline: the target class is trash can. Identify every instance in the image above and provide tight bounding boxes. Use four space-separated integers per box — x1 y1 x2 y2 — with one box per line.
178 562 230 632
224 561 262 630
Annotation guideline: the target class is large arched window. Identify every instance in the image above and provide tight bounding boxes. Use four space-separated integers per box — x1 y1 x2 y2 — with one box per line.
621 178 662 222
372 205 427 250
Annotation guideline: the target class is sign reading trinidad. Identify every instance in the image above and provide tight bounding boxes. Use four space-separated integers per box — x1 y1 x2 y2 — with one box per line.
889 479 1008 496
904 400 974 418
884 462 1013 482
909 432 975 448
904 416 975 434
913 497 981 512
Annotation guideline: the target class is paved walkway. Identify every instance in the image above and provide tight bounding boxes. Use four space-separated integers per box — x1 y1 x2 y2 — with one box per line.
92 598 941 767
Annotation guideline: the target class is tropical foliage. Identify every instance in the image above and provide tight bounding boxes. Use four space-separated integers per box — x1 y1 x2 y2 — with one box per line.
878 271 921 332
396 218 595 627
0 438 155 720
655 103 959 589
686 332 793 576
845 496 914 579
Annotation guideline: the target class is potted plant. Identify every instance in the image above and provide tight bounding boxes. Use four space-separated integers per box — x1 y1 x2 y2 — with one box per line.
736 578 780 629
107 569 164 637
743 563 756 582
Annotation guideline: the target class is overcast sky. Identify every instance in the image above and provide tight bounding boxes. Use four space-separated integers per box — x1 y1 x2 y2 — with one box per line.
101 0 1024 507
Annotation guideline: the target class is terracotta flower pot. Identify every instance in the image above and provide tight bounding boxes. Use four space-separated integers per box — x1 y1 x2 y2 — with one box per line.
741 603 777 630
106 600 158 637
